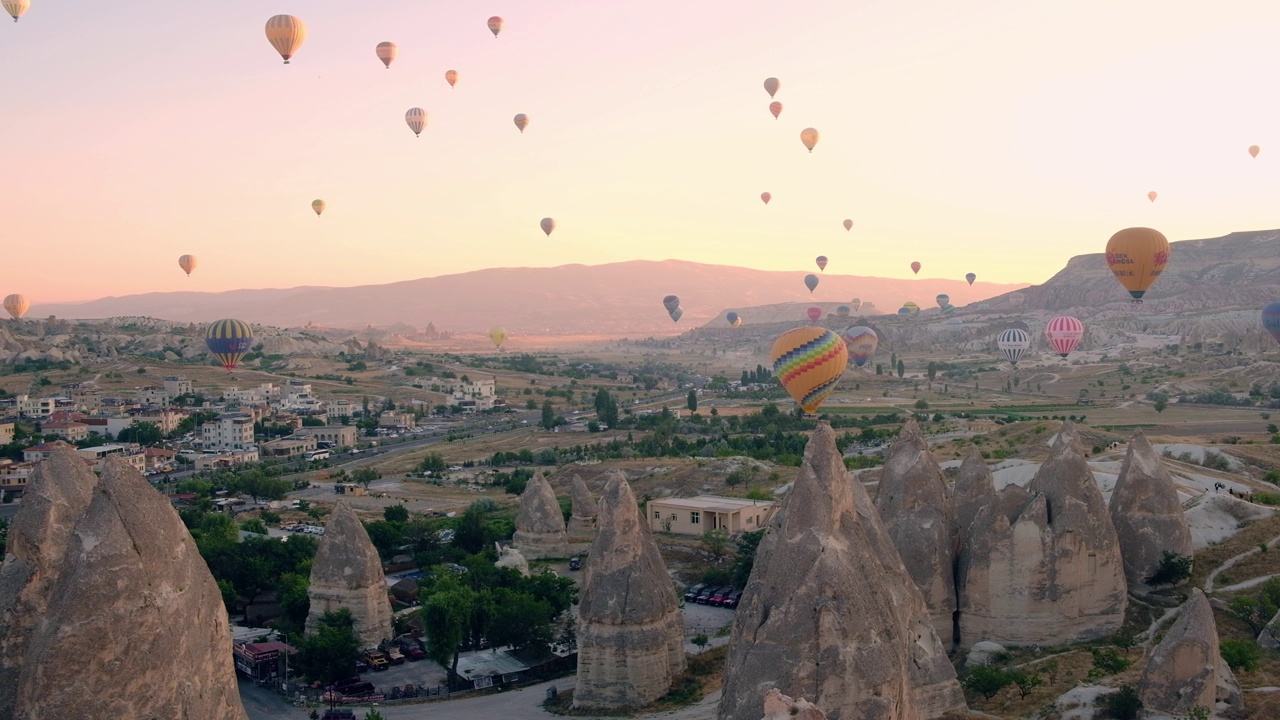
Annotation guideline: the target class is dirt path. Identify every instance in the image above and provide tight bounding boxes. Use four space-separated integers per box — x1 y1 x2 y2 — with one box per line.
1204 533 1280 593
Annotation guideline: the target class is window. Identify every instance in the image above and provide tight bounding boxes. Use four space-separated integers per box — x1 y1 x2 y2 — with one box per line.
690 511 700 525
654 510 660 519
747 515 754 525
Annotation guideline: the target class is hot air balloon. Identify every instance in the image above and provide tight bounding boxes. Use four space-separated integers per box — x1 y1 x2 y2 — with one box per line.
842 326 878 367
726 311 740 326
205 319 254 371
965 272 976 285
662 295 681 313
941 304 956 316
178 255 197 277
4 0 28 21
1008 292 1026 309
996 328 1030 366
1044 316 1084 358
804 274 819 293
904 301 920 315
936 294 950 308
761 192 771 205
487 16 504 37
763 77 780 98
405 108 427 137
376 42 397 68
910 261 921 275
445 70 459 88
540 218 556 236
312 199 325 216
265 15 306 64
897 307 911 317
513 114 529 133
1147 191 1157 202
769 101 782 119
771 327 847 414
1263 302 1280 346
835 305 850 318
4 294 29 319
816 256 828 272
800 128 819 153
843 219 853 232
670 307 683 323
1249 145 1260 159
806 307 822 323
849 298 861 312
489 327 508 349
1105 227 1169 302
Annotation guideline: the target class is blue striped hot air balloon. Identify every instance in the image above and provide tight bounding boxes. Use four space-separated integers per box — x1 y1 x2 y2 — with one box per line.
205 319 254 371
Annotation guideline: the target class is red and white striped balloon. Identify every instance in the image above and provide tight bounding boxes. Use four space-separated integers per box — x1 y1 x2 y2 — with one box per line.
1044 316 1084 358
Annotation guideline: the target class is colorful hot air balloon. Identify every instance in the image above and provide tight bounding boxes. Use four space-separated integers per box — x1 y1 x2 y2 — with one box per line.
760 192 771 205
936 294 950 308
804 273 819 293
806 306 822 323
769 101 782 119
816 256 828 272
1044 316 1084 358
405 108 427 137
490 327 508 348
1147 191 1158 202
670 307 683 323
941 304 956 316
965 272 976 285
312 199 325 216
835 305 850 318
487 16 504 37
4 0 28 22
1105 227 1169 302
513 114 529 133
849 298 861 312
910 261 921 275
540 218 556 236
445 70 459 88
763 77 780 98
897 307 911 317
800 128 819 153
904 301 920 315
1249 145 1260 159
178 255 197 277
843 219 853 232
996 328 1030 366
375 42 398 69
205 319 254 371
842 326 878 367
3 293 29 319
265 15 307 64
726 311 740 326
1263 302 1280 346
771 327 847 414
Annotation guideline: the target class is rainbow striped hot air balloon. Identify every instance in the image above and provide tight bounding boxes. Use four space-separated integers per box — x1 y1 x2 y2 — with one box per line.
771 327 848 414
205 319 254 371
842 326 878 367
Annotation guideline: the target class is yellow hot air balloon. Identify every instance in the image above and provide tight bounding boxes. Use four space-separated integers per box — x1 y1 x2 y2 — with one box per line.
3 0 29 22
445 70 459 88
1105 227 1169 302
1249 145 1260 159
312 199 325 216
376 42 397 69
487 16 504 37
4 293 30 319
513 114 530 133
178 255 198 277
800 128 819 153
265 15 307 64
490 327 508 349
770 327 848 414
763 77 780 98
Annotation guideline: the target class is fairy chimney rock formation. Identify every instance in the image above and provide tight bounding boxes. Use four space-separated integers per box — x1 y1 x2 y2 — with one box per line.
762 689 829 720
874 418 956 641
6 456 247 719
1109 431 1194 593
306 502 393 647
574 471 685 711
953 446 995 552
495 543 531 577
958 422 1127 649
720 423 965 720
1139 589 1242 716
513 474 568 559
567 475 598 539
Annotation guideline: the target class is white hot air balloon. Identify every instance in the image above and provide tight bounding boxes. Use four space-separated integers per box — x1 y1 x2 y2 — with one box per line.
405 108 427 137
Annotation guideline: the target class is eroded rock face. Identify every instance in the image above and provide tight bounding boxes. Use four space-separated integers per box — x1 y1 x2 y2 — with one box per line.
567 475 598 539
1109 431 1195 593
1139 589 1242 717
495 544 530 577
574 471 685 711
958 422 1127 648
719 423 965 720
306 502 393 647
874 419 956 642
762 688 828 720
8 456 247 719
953 446 994 553
513 474 568 559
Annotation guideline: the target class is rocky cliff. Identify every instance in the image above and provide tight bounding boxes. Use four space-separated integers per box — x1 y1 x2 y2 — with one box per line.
1109 431 1195 593
1139 589 1243 717
306 502 393 647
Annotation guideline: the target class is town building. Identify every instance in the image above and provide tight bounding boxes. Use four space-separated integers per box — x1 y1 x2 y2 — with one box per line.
201 413 255 452
41 421 89 442
163 375 193 398
76 444 147 473
144 447 177 471
445 377 500 412
326 399 357 421
80 415 135 440
136 386 171 407
16 395 56 418
260 435 317 458
646 496 776 536
0 459 35 499
296 425 358 448
133 408 185 436
194 449 260 471
378 411 416 429
224 383 275 406
0 421 14 445
23 440 75 462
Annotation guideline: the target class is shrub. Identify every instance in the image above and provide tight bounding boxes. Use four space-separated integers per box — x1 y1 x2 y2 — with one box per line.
1144 551 1193 587
1100 685 1142 719
961 665 1011 700
1090 647 1132 675
1220 638 1261 672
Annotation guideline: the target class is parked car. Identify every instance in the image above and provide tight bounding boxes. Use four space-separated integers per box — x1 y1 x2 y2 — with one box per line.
362 650 389 671
399 641 425 661
722 591 742 609
354 660 368 673
384 646 405 665
683 584 706 603
333 681 375 697
695 587 719 604
568 556 581 571
708 588 733 606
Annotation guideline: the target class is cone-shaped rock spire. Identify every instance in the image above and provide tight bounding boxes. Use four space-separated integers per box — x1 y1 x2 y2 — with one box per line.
1109 431 1194 593
953 445 995 553
567 475 597 539
513 474 568 559
1139 589 1242 716
306 502 393 646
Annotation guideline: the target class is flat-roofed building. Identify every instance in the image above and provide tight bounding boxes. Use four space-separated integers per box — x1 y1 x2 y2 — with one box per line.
42 421 89 442
76 444 147 473
646 495 776 536
296 425 358 448
378 411 416 429
202 413 255 452
261 435 316 458
163 376 193 397
194 449 260 471
0 422 13 446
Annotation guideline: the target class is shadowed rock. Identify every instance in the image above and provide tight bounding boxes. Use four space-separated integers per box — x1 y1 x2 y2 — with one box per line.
874 419 956 641
953 446 994 553
958 422 1127 648
1109 431 1194 593
306 502 393 647
762 689 828 720
1139 589 1242 717
9 456 247 719
513 474 568 559
495 543 530 577
574 471 684 710
719 423 965 720
567 475 598 539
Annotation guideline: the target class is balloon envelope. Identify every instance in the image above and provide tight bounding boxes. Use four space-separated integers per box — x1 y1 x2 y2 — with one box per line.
265 15 307 64
376 42 397 68
904 301 919 315
445 70 459 87
760 192 771 205
1263 302 1280 346
936 294 950 308
1250 145 1261 158
771 327 848 414
662 295 681 313
849 298 861 311
514 114 529 132
897 307 911 317
1105 227 1169 301
540 218 556 236
312 199 325 216
405 108 427 136
1045 316 1084 357
816 256 828 271
806 307 822 323
996 328 1030 366
726 311 739 326
205 319 254 371
489 327 508 348
843 219 853 231
178 255 197 276
4 0 28 21
965 272 976 285
769 101 782 119
670 307 683 323
804 274 819 293
1148 191 1157 202
835 305 850 317
842 326 878 367
487 16 503 36
1008 292 1026 309
3 293 29 319
910 261 921 275
763 77 780 98
800 127 819 152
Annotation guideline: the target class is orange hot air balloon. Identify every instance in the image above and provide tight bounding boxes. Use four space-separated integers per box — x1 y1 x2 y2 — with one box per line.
487 16 504 37
312 199 325 216
910 261 921 275
842 219 852 231
1147 191 1157 202
540 218 556 236
760 192 771 205
771 327 848 414
178 255 198 276
4 293 30 319
763 77 780 98
513 114 529 133
769 101 782 119
376 42 397 69
265 15 307 64
1105 227 1169 302
800 128 819 153
1249 145 1260 158
445 70 459 88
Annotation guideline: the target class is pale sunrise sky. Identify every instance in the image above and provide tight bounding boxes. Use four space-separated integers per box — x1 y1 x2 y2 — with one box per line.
3 1 1279 303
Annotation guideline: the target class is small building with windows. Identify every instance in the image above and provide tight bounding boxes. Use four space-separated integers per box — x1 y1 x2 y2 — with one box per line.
646 495 776 537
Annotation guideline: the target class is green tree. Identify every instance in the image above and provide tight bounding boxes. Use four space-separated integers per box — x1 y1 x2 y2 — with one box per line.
593 388 619 429
1008 669 1042 699
301 416 325 427
926 361 937 387
417 452 446 474
422 585 475 685
687 390 698 412
914 399 929 410
1152 391 1169 413
961 665 1010 700
453 505 488 555
364 710 386 720
731 529 764 588
1144 551 1193 587
1220 638 1261 672
701 528 730 563
384 504 409 523
896 359 905 378
277 572 311 633
540 400 556 430
351 467 380 489
117 421 163 445
692 634 709 653
1100 685 1142 719
293 609 361 686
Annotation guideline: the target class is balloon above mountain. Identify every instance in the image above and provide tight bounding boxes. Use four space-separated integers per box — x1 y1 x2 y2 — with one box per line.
490 327 508 348
1105 227 1169 301
662 295 680 313
806 307 822 323
965 272 976 285
376 42 397 68
763 77 780 98
835 305 850 318
936 294 949 308
771 327 848 414
903 301 919 315
910 261 921 275
996 328 1030 366
1044 316 1084 358
540 218 556 236
849 298 861 311
178 255 197 277
669 307 683 323
1263 303 1280 346
804 274 819 293
769 102 782 119
4 293 29 319
265 15 306 64
205 319 254 371
842 326 878 367
1148 191 1157 202
815 256 828 272
405 108 427 137
800 128 819 153
726 311 741 327
487 16 504 37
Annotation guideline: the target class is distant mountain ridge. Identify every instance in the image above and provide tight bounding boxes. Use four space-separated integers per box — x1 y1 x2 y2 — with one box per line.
31 260 1027 336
